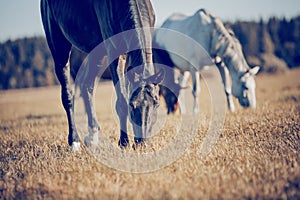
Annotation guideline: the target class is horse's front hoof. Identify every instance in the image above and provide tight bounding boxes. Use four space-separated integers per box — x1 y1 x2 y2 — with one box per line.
132 138 146 150
84 134 99 147
118 138 130 149
84 127 99 147
71 142 81 152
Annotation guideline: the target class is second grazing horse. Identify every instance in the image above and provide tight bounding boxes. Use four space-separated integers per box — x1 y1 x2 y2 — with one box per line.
153 9 259 114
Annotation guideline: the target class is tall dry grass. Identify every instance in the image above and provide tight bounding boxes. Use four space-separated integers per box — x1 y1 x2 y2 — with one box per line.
0 69 299 199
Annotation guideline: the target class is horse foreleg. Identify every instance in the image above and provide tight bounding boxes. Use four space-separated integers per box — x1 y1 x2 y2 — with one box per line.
217 62 235 112
191 70 200 114
79 57 101 147
110 55 129 148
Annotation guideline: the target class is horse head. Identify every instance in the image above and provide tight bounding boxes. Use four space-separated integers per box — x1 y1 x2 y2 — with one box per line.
231 66 260 108
127 66 164 142
215 30 260 109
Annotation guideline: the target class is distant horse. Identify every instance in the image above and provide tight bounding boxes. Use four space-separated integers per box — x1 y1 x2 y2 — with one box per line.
153 9 259 114
41 0 163 151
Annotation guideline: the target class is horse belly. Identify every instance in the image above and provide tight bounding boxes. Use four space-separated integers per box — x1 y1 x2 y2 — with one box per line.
61 22 102 53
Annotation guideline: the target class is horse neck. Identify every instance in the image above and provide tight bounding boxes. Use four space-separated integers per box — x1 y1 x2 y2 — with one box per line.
126 0 155 78
212 27 249 79
225 54 249 82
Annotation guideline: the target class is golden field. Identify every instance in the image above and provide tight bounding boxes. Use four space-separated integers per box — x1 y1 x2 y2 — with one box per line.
0 68 299 199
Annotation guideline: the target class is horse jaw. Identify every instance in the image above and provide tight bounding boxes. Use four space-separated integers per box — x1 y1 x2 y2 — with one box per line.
237 73 257 109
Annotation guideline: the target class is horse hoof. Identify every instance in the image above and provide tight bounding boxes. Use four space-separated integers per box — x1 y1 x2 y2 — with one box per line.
118 138 130 149
193 108 199 114
71 142 81 152
84 127 99 147
84 134 99 147
132 138 146 150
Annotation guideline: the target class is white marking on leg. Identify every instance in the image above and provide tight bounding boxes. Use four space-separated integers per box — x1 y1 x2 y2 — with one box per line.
84 127 99 147
71 142 81 152
178 71 190 114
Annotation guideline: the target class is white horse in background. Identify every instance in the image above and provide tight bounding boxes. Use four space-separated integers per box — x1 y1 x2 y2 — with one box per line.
153 9 260 113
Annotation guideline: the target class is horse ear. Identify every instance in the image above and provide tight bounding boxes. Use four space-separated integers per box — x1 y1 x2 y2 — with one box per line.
249 66 260 76
145 69 165 85
127 66 143 83
241 66 260 81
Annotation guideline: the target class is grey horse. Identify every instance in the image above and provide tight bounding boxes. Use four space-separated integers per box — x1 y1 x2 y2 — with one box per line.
154 9 259 114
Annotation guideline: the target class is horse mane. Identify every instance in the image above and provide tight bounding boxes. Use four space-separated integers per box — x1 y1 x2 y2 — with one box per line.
196 9 236 55
128 0 154 28
209 15 248 73
117 0 155 76
169 13 187 20
196 8 211 17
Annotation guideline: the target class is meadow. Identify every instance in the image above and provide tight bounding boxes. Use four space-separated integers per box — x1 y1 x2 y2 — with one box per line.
0 68 299 199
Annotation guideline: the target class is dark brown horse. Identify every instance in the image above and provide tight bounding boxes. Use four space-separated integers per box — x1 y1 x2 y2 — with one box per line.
41 0 163 151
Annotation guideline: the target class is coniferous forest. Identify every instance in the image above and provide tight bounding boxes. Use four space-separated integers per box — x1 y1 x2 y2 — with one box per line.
0 16 300 90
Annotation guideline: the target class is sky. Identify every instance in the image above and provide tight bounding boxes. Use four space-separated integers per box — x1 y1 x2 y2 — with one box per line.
0 0 299 42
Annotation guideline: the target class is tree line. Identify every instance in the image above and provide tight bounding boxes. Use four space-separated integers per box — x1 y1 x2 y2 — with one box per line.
229 16 300 73
1 16 300 90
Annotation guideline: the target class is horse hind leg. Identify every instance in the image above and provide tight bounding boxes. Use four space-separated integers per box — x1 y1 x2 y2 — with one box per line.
41 13 80 151
53 46 81 151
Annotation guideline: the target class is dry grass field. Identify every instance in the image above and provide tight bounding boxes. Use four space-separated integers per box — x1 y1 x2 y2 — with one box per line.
0 68 299 199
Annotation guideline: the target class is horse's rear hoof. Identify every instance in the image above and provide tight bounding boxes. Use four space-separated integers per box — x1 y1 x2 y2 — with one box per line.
71 142 81 152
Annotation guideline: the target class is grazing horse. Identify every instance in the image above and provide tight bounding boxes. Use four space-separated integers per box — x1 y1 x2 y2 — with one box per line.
153 9 260 114
41 0 163 151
